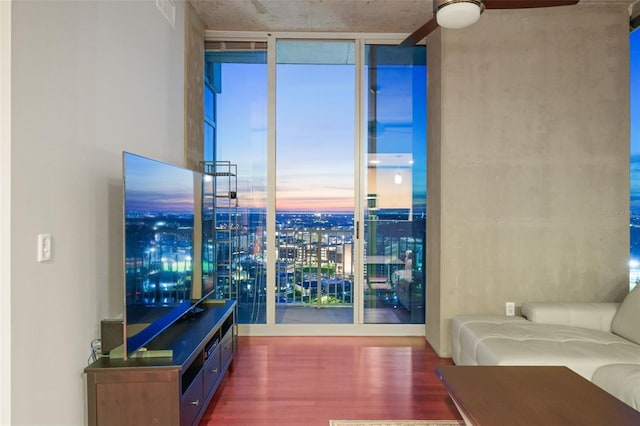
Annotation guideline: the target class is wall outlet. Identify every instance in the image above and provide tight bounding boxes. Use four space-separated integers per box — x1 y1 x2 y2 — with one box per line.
505 302 515 316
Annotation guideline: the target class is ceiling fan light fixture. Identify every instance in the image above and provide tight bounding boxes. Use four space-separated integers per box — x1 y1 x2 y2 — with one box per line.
436 0 482 29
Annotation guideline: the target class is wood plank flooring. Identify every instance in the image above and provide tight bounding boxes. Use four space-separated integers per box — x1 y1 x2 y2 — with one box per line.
199 336 462 426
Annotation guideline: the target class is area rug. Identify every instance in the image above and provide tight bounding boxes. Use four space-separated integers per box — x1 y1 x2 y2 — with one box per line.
330 421 465 426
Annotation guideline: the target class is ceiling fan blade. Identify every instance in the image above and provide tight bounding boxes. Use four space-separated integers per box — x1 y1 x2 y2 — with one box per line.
483 0 579 9
399 17 439 47
399 0 579 46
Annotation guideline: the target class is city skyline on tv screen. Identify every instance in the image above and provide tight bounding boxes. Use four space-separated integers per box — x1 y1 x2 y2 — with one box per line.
123 152 199 310
124 152 197 215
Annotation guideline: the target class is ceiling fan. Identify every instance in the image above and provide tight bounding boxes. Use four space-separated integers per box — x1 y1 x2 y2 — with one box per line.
400 0 580 47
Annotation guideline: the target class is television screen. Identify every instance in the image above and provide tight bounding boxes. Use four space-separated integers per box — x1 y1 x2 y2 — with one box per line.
122 152 215 358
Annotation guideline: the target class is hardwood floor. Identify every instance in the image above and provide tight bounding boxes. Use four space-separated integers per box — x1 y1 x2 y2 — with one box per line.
199 336 462 426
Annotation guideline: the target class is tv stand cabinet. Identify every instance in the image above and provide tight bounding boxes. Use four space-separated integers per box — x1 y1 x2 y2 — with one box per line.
85 300 237 426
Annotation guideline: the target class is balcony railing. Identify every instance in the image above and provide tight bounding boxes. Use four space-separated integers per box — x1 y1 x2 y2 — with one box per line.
275 229 354 308
215 222 424 324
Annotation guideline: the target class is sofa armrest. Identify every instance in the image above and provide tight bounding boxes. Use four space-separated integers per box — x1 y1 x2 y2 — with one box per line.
520 302 620 332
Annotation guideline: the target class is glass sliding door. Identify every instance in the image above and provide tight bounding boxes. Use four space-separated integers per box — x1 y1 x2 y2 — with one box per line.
204 36 427 330
204 45 268 324
363 44 426 324
275 40 356 324
631 30 639 292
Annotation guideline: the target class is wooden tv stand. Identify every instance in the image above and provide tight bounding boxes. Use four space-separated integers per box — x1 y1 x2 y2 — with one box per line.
85 299 237 426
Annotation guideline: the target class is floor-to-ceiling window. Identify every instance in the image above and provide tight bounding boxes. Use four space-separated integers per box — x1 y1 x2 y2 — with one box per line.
275 40 356 324
363 44 426 324
204 45 268 323
630 29 639 291
204 35 426 330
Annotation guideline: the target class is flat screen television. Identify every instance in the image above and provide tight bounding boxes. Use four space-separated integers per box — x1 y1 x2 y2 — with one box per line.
122 151 215 359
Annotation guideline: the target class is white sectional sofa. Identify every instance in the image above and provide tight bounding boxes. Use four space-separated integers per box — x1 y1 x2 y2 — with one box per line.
451 285 640 410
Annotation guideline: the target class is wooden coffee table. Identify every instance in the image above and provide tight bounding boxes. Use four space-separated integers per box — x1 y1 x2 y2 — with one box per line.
435 365 640 426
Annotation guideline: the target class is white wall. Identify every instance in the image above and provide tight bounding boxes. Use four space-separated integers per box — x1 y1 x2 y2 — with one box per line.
8 0 185 424
1 1 13 424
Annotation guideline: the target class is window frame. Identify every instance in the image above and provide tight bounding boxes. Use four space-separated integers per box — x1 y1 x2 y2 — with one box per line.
204 31 427 336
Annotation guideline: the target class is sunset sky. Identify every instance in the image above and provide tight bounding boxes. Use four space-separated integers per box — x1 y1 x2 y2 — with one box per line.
124 152 197 214
275 63 355 211
213 52 426 212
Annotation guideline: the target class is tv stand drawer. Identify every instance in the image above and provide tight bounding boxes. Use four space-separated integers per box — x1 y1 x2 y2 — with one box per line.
181 370 204 426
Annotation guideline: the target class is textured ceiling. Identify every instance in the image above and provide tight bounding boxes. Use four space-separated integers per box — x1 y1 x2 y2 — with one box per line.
188 0 432 33
187 0 640 34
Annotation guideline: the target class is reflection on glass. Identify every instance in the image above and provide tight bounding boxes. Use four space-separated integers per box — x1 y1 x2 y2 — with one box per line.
363 44 426 324
204 50 268 323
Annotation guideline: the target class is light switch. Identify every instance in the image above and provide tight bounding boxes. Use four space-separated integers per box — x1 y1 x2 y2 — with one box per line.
37 233 52 262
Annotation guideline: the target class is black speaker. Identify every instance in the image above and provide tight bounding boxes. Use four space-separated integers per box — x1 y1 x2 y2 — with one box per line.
100 320 124 355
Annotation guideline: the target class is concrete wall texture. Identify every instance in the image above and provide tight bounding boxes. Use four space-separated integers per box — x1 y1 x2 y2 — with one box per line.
185 1 205 170
426 4 631 356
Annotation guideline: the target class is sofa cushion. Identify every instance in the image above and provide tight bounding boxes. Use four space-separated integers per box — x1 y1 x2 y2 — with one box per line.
451 315 529 365
592 363 640 410
521 302 620 332
452 315 640 379
611 285 640 344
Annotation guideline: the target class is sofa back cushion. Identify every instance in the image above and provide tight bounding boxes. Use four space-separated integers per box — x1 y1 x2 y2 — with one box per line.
521 302 620 332
611 285 640 344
